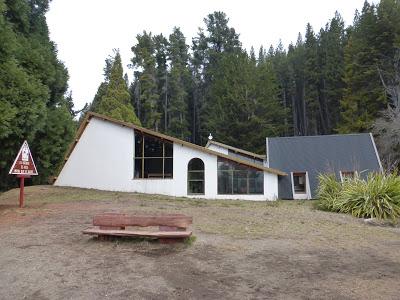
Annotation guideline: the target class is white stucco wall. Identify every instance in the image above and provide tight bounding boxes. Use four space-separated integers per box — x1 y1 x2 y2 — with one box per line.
55 118 278 201
55 118 134 192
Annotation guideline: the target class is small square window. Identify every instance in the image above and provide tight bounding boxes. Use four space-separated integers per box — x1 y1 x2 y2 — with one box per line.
293 172 306 194
340 171 355 181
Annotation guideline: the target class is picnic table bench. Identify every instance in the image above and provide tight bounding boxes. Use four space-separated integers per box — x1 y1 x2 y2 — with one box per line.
82 213 192 243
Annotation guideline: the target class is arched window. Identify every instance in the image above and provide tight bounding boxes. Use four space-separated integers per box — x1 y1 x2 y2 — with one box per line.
188 158 205 195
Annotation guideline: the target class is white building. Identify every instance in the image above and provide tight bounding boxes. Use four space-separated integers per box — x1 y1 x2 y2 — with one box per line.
55 112 286 201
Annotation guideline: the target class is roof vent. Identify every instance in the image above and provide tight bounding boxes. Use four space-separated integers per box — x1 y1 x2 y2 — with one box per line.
208 133 213 140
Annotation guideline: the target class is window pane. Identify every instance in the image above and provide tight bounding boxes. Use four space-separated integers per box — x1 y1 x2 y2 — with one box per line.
134 158 142 178
342 171 354 180
188 181 204 194
164 158 173 178
217 159 231 171
134 132 143 158
253 172 264 194
293 173 306 193
144 135 163 157
144 158 163 178
165 141 173 157
232 163 248 171
233 171 248 194
249 177 256 194
188 171 204 180
189 158 204 171
218 171 232 194
217 157 264 195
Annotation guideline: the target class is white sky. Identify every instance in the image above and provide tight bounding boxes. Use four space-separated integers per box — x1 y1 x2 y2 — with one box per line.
46 0 369 110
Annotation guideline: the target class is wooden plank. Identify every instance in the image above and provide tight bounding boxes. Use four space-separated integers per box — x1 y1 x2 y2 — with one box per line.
93 214 192 228
159 226 185 232
82 227 192 238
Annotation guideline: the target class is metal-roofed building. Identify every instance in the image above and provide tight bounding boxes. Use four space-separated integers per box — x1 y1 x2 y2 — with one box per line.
55 112 383 201
266 133 383 199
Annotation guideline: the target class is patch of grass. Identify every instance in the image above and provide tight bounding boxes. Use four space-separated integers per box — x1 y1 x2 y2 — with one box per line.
190 200 209 207
184 235 197 246
265 200 280 207
92 236 155 244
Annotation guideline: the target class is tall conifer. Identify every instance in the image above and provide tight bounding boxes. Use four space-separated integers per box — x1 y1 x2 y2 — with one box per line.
94 51 140 125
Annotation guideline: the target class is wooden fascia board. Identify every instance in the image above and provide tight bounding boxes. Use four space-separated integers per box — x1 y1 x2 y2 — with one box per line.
205 140 266 160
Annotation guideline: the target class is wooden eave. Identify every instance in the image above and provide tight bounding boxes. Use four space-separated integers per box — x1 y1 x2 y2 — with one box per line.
205 140 266 160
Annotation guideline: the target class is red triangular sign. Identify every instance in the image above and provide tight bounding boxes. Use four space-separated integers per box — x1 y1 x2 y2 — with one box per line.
9 141 38 176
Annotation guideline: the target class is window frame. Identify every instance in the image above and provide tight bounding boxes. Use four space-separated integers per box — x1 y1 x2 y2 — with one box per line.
187 158 205 195
133 131 173 179
217 157 264 195
292 172 307 194
340 171 356 182
290 171 311 201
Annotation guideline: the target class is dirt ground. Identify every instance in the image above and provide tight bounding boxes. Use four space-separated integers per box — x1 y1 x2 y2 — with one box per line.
0 186 400 300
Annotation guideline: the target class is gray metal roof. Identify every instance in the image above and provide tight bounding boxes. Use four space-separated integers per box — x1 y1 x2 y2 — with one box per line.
267 133 382 199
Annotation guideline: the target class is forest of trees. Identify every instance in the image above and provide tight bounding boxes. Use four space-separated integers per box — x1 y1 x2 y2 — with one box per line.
87 0 400 159
0 0 76 190
1 0 400 191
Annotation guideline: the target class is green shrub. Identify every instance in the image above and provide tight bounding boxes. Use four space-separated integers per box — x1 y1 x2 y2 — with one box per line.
338 173 400 220
316 172 400 220
315 174 342 211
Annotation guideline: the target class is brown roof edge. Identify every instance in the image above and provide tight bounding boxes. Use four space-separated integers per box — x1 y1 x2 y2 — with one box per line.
57 112 287 177
205 140 266 160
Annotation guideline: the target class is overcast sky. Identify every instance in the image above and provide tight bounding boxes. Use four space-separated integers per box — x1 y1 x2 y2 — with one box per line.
46 0 371 110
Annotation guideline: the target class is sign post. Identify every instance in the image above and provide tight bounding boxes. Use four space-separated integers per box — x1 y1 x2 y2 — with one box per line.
9 141 38 208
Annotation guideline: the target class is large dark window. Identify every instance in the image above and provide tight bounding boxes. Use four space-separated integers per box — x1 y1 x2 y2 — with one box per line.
217 157 263 194
134 131 173 179
188 158 205 194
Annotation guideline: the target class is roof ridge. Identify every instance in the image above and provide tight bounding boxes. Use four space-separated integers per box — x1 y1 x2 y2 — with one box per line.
267 133 371 140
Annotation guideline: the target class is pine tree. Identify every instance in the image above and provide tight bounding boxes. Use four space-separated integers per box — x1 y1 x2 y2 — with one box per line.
268 41 292 135
190 28 208 143
94 51 140 125
131 31 160 130
258 45 266 63
249 46 256 64
206 51 287 152
318 12 346 132
338 1 386 132
153 34 169 132
288 34 307 135
192 11 242 144
304 23 320 135
166 27 191 140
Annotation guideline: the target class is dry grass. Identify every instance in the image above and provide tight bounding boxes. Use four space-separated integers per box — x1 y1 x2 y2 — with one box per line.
1 185 398 244
1 186 400 299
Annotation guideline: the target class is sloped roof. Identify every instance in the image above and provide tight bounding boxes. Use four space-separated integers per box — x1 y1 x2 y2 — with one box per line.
205 140 266 160
60 112 286 177
267 133 382 198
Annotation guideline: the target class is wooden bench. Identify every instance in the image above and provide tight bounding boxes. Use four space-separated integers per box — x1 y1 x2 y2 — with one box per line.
82 213 192 243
